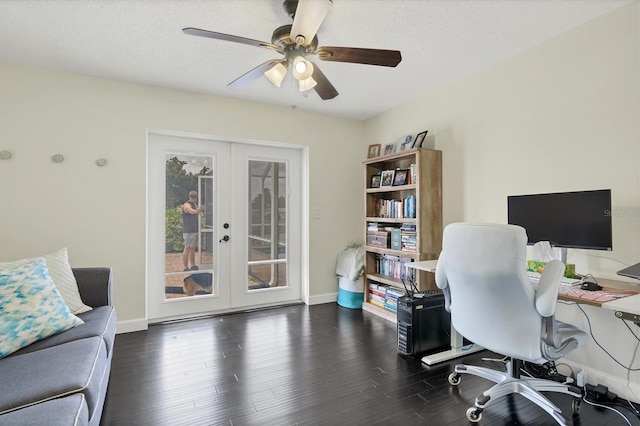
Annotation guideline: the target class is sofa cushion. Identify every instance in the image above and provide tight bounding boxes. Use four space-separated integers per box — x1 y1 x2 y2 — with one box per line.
0 258 84 359
0 248 92 315
0 394 88 426
0 337 107 421
10 306 117 358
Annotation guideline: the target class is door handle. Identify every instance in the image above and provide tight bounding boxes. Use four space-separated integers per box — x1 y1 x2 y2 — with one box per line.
219 235 230 243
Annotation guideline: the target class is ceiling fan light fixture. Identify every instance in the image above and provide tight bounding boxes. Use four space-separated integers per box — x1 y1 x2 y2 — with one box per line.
292 56 314 80
183 0 400 101
298 76 317 92
264 62 288 87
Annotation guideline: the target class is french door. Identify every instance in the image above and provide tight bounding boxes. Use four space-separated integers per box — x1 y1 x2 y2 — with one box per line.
147 132 303 321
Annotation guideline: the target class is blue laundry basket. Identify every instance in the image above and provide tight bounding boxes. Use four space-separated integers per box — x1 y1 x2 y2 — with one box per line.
337 276 364 309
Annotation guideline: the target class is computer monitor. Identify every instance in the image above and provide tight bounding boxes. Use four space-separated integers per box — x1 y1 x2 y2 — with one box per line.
507 189 612 263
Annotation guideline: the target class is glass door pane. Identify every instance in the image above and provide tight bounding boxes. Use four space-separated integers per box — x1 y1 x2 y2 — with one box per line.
247 160 287 290
164 153 214 299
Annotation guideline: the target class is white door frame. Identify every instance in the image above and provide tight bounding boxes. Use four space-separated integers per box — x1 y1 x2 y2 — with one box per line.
146 129 309 323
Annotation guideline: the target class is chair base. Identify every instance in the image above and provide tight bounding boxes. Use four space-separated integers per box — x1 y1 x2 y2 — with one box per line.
449 360 582 425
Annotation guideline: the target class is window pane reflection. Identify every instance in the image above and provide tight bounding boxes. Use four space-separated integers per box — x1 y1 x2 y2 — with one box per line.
247 160 287 289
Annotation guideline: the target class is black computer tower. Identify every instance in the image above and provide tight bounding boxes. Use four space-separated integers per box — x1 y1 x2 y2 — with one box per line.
397 292 451 357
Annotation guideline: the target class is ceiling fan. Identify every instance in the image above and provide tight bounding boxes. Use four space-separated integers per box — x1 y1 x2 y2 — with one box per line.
183 0 402 100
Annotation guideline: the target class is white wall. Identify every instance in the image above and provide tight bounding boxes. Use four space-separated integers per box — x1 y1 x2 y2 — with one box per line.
365 2 640 402
0 62 365 324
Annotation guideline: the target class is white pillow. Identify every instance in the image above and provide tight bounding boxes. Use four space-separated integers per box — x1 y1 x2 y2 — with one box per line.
0 258 84 358
0 248 92 314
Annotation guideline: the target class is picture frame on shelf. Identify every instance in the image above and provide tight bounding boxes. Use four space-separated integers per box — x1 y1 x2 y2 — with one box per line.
392 169 409 186
383 143 395 155
397 134 414 152
380 170 395 187
412 130 428 148
367 144 381 158
370 173 381 188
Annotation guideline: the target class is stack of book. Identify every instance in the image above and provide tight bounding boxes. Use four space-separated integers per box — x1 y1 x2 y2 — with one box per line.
383 287 405 312
400 223 417 252
368 283 406 313
368 283 388 308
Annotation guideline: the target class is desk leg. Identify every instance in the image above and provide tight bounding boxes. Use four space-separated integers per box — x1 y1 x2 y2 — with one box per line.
421 325 483 365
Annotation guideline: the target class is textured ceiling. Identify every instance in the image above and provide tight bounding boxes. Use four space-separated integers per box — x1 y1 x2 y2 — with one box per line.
0 0 633 120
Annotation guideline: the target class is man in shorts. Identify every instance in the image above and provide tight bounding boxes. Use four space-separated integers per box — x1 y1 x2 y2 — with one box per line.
182 191 202 271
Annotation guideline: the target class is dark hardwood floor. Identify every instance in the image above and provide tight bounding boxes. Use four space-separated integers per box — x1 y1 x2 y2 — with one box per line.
102 303 638 425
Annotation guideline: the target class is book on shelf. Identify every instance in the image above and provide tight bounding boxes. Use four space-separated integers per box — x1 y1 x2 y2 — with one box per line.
369 297 384 308
384 300 398 312
390 228 401 250
409 163 416 184
369 291 385 301
385 287 406 300
376 254 416 280
383 287 405 312
373 196 416 219
369 285 387 299
400 223 417 252
369 283 385 291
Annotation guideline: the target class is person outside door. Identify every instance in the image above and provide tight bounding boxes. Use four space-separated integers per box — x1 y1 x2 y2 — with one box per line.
182 190 202 271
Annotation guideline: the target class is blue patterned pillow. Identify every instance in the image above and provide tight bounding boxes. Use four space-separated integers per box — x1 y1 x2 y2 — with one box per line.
0 258 84 358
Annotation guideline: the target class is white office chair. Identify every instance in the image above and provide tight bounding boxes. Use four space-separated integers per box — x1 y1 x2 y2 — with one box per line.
435 223 587 425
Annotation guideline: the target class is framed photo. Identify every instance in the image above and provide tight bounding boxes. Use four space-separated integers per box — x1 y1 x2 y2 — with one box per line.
397 134 413 152
367 144 381 159
370 173 381 188
412 130 428 148
380 170 395 187
392 169 409 186
383 143 395 156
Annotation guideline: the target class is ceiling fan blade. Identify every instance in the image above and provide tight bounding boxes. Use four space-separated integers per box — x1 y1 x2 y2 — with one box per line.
310 62 338 100
290 0 332 46
316 46 402 67
182 27 284 53
228 59 283 89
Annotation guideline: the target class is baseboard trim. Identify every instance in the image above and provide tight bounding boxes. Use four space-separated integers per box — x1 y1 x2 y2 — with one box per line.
308 292 337 305
116 295 337 332
117 318 148 334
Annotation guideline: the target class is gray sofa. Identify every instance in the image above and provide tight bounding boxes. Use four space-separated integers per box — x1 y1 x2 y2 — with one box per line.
0 268 117 426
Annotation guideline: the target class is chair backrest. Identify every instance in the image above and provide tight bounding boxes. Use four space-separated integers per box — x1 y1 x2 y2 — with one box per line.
435 223 544 361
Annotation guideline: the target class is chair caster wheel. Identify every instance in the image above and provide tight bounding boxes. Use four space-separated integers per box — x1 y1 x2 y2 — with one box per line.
572 397 581 415
466 407 482 422
448 373 461 386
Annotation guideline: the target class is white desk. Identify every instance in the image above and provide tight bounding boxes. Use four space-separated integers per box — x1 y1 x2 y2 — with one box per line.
405 260 484 365
407 261 640 365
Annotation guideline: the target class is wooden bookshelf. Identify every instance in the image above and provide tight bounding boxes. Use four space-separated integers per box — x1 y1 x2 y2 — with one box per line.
362 148 442 322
